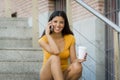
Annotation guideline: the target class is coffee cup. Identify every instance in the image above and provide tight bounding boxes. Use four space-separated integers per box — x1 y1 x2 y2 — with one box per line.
77 46 87 59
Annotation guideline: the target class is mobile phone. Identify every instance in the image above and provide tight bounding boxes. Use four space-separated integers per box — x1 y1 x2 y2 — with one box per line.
50 26 53 33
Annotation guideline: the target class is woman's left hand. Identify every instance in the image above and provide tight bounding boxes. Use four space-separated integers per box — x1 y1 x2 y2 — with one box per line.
77 59 86 63
76 53 87 63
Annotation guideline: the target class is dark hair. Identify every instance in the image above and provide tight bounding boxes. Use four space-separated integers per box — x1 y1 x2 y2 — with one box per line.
41 11 73 37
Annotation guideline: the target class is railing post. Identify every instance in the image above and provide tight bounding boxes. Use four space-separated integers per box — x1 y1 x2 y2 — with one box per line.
75 0 120 80
32 0 39 48
113 30 120 80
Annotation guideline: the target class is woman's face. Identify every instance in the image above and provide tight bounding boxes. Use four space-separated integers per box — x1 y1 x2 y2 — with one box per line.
51 16 65 34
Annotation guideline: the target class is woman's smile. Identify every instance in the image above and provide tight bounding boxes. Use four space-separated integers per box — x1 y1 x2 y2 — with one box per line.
54 27 63 32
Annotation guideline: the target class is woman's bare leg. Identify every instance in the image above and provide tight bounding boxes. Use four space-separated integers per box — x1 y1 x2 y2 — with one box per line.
40 58 52 80
40 55 64 80
64 62 82 80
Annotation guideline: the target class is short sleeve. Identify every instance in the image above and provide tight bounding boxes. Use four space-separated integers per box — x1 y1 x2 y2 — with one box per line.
38 35 47 43
71 35 75 45
64 34 76 48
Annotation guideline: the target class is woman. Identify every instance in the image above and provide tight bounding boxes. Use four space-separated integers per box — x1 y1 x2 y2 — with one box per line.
38 11 86 80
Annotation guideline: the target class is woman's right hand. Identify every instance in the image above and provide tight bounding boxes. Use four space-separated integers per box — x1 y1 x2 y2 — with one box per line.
45 21 53 35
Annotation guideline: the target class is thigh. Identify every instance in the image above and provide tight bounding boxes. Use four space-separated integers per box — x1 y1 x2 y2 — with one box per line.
40 58 53 80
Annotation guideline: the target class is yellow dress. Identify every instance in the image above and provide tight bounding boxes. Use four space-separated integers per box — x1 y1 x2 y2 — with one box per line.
38 34 75 71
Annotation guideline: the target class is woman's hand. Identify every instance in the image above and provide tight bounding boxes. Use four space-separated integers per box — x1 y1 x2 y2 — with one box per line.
45 21 53 35
76 53 87 63
77 59 86 63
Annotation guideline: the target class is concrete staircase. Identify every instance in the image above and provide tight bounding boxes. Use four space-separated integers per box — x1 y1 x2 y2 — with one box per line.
0 18 43 80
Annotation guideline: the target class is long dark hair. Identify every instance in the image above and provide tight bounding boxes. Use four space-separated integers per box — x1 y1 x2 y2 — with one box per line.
41 11 73 37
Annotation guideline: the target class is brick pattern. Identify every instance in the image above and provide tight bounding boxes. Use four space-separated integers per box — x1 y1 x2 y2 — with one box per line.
71 0 104 21
0 0 54 18
0 0 33 17
0 0 104 21
13 0 54 17
38 0 54 13
11 0 32 18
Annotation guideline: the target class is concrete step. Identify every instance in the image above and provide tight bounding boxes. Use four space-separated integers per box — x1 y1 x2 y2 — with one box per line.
0 24 32 38
0 48 43 80
0 62 42 73
0 48 43 62
0 73 39 80
0 18 29 27
0 37 32 48
0 18 42 80
0 18 32 48
0 48 43 73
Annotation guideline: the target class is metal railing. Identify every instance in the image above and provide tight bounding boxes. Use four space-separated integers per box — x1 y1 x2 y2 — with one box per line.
75 0 120 80
75 0 120 33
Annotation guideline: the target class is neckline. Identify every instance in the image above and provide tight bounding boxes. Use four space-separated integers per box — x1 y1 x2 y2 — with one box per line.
59 35 66 53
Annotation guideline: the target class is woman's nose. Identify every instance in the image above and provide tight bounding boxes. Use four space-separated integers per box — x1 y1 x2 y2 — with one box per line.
56 22 60 26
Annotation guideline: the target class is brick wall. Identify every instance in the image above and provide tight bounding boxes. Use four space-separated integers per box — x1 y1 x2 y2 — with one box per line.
0 0 54 18
11 0 32 18
0 0 104 20
38 0 54 13
71 0 104 21
14 0 54 17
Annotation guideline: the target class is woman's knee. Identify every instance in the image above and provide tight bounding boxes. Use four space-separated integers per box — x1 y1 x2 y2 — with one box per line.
71 62 82 74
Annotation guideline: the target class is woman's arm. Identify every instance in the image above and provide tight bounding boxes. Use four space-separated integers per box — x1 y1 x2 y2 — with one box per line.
38 22 60 55
69 43 77 63
46 34 60 54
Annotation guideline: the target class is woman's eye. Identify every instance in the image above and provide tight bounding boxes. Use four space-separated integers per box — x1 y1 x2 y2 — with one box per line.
53 21 64 24
60 21 64 24
54 21 57 23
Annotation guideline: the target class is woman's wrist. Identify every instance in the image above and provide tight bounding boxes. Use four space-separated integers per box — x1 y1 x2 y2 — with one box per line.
46 33 50 36
72 59 78 63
